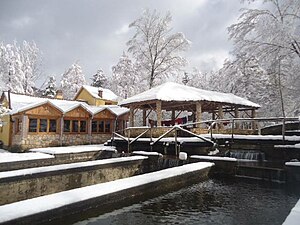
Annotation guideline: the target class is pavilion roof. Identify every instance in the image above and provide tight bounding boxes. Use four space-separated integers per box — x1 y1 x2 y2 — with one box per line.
120 82 260 109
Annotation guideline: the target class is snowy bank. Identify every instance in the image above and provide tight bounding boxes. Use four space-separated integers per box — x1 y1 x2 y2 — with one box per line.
0 156 147 179
282 198 300 225
132 151 163 157
0 152 54 163
0 162 214 224
30 144 116 155
190 155 237 162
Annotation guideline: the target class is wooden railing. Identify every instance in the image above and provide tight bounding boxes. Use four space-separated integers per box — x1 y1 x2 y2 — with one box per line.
112 117 300 153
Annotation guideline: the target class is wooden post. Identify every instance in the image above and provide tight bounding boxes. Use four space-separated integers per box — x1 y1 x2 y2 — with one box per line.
21 114 28 140
88 118 92 144
60 117 64 146
172 110 175 125
218 103 224 129
142 109 147 126
156 101 162 126
129 106 134 127
234 107 240 130
196 102 202 128
251 109 257 131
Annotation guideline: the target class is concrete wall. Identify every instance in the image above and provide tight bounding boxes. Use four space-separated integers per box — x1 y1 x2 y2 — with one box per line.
0 150 117 172
0 157 147 205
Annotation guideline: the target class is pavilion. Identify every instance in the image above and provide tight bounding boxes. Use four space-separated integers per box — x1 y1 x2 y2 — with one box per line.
120 82 260 136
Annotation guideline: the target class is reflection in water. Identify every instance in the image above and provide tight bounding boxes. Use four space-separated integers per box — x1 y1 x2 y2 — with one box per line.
71 178 299 225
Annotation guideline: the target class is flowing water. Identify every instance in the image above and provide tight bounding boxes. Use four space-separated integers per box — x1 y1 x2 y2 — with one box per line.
59 178 300 225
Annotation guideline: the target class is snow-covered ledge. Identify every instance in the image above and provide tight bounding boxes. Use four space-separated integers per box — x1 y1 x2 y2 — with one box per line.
190 155 237 162
282 198 300 225
0 162 213 224
285 161 300 183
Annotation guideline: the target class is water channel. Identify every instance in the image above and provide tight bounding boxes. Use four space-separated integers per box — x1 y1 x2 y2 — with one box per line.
51 177 299 225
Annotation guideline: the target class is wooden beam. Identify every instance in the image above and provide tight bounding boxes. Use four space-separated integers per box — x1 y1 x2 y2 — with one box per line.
156 100 162 126
129 106 134 127
235 107 240 129
218 103 224 129
142 109 146 126
196 102 202 128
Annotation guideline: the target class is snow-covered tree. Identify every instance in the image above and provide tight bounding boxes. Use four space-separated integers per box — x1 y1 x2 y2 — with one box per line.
228 0 300 116
0 40 41 95
60 62 86 100
43 76 57 98
127 9 190 89
111 52 140 99
91 68 108 88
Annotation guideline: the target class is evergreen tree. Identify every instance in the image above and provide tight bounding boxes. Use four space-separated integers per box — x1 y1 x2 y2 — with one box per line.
91 68 108 87
43 76 57 98
60 62 86 100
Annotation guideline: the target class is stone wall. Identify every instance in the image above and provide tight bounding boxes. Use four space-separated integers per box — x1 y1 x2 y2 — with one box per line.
0 157 147 205
11 133 112 151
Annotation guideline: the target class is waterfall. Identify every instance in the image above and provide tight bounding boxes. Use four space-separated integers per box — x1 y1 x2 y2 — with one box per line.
229 150 265 161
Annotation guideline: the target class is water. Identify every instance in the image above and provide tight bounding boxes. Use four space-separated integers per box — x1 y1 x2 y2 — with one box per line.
230 150 265 161
62 178 299 225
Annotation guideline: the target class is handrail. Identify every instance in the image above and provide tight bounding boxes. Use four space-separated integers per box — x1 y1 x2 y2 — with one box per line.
130 128 150 145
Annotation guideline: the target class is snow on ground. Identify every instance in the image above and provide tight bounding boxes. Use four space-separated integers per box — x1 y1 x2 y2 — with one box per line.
190 155 237 162
30 144 116 155
132 151 163 157
0 149 9 153
0 162 214 223
274 145 298 149
285 162 300 167
0 152 54 163
282 198 300 225
0 156 147 179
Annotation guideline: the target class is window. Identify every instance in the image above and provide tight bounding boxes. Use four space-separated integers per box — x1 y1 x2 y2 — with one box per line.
92 121 97 132
99 121 104 132
49 119 57 132
72 120 79 132
63 119 87 133
80 120 87 132
29 119 37 132
64 120 71 132
92 120 112 133
39 119 48 132
28 118 57 133
105 121 110 132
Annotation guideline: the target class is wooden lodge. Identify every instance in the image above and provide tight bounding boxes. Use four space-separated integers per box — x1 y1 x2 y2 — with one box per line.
0 86 129 151
119 82 261 138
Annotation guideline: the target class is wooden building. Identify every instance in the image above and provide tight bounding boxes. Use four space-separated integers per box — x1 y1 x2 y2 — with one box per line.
120 82 260 137
0 87 128 151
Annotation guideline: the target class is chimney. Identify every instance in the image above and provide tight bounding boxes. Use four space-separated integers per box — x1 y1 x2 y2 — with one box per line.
98 88 103 98
55 90 63 100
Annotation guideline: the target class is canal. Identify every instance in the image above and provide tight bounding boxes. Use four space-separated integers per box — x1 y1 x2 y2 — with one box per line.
49 177 300 225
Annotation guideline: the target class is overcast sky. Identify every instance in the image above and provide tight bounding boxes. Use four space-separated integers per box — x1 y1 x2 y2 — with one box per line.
0 0 246 87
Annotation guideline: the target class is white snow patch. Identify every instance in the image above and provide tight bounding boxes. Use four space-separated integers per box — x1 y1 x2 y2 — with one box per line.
132 151 163 157
285 162 300 167
0 156 147 179
282 198 300 225
0 162 213 223
274 145 298 149
120 82 260 108
29 144 116 155
0 152 54 163
0 149 9 153
190 155 237 162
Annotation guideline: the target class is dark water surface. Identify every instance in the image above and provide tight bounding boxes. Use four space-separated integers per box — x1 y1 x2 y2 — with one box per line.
68 178 300 225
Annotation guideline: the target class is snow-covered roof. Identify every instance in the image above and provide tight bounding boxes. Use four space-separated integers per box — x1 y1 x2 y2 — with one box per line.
78 85 120 102
120 82 260 108
2 92 129 117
